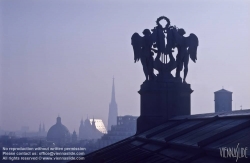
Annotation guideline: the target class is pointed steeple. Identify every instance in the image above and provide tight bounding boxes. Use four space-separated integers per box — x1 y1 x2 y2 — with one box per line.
39 122 42 132
92 116 96 129
111 77 116 103
80 117 83 125
84 114 91 126
42 123 45 132
108 77 118 131
92 116 95 125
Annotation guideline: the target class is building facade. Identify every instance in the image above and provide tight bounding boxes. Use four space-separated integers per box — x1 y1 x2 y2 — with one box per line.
78 117 104 140
96 115 137 149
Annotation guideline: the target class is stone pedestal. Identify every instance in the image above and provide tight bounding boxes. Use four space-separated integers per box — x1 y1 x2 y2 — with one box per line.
137 81 193 133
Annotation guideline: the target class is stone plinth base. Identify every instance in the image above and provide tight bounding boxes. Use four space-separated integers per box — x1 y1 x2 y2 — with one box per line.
137 81 193 134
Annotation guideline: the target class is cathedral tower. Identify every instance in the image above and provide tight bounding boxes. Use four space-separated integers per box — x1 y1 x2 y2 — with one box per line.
42 123 45 133
79 118 84 139
108 78 118 131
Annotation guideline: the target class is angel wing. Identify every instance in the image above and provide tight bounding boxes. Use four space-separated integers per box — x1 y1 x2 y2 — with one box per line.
131 33 143 62
187 33 199 63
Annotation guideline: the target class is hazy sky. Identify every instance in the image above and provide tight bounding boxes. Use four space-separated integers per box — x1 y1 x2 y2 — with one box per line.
0 0 249 133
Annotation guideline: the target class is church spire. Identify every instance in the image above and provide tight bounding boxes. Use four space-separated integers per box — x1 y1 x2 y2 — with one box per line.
111 77 116 103
108 77 118 131
42 123 45 132
81 116 83 124
39 122 41 132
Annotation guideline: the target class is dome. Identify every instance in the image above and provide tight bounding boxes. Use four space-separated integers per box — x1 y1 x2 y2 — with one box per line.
47 116 70 145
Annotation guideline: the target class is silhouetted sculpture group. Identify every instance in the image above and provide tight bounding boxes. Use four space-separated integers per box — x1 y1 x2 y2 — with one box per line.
131 16 199 84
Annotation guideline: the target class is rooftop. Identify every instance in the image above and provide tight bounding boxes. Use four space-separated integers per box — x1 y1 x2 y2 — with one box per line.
72 110 250 163
214 89 233 93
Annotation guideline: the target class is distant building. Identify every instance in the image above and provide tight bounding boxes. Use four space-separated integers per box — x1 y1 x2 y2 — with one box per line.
47 116 70 145
78 117 104 140
0 127 3 136
39 123 41 133
8 132 16 138
108 78 118 131
72 130 77 143
214 88 232 112
90 119 107 134
79 118 84 139
43 123 45 133
38 123 46 137
0 135 47 148
21 126 29 132
117 115 137 130
96 115 137 149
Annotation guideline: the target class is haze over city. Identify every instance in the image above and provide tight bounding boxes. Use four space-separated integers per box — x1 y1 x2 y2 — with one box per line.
0 0 249 133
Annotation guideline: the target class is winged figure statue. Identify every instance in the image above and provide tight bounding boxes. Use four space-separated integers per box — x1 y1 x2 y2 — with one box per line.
131 16 199 84
172 27 199 83
131 29 155 81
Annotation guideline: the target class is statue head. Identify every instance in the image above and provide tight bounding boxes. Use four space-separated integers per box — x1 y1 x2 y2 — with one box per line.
178 28 186 36
142 29 151 36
